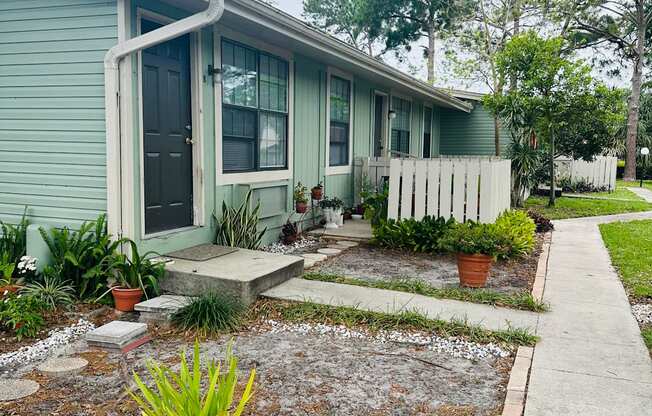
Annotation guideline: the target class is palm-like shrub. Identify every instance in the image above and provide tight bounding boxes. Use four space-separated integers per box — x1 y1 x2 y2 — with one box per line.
215 190 266 250
130 340 255 416
104 240 163 298
21 274 75 309
0 208 29 279
171 292 243 335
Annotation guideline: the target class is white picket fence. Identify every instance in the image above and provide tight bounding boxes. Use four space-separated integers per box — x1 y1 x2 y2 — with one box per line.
387 158 511 223
555 156 617 191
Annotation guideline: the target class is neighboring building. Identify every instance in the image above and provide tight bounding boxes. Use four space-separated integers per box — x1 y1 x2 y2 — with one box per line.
1 0 502 252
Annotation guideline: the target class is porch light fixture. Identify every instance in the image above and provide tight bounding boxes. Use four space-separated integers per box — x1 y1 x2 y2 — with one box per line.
388 110 397 120
208 65 222 82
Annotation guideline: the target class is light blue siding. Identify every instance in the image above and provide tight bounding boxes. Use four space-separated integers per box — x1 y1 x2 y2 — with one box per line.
0 0 117 228
440 102 508 156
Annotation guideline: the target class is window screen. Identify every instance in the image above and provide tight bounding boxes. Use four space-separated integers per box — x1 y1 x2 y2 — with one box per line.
391 97 411 155
329 75 351 166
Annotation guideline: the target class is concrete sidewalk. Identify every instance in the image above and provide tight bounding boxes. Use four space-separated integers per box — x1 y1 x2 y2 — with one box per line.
525 211 652 416
262 277 539 333
627 186 652 203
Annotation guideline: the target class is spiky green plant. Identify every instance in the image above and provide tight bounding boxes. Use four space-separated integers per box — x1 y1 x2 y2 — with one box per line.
21 274 76 309
215 190 266 250
0 207 29 276
103 240 163 299
171 292 243 335
130 340 256 416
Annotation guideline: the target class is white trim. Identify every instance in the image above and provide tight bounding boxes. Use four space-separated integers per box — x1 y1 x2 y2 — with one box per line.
136 9 205 239
325 67 354 176
372 90 389 158
214 27 294 186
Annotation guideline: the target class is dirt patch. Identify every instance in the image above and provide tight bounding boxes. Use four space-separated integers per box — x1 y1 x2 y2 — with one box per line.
1 326 511 416
311 235 544 295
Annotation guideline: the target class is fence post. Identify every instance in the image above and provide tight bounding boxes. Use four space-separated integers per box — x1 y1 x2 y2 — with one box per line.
387 158 401 220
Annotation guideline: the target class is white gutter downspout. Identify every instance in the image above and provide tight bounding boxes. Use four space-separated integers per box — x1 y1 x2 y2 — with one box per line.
104 0 224 238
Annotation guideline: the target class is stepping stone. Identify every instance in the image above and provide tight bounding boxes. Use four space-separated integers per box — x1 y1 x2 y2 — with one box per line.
303 259 317 268
37 357 88 377
317 248 342 256
135 295 191 324
335 240 358 248
301 253 327 262
0 379 39 401
327 244 347 250
86 321 149 351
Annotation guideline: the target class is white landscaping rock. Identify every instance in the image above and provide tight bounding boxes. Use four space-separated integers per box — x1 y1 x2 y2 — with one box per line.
632 304 652 325
0 379 39 401
317 248 342 256
0 319 95 370
37 357 88 377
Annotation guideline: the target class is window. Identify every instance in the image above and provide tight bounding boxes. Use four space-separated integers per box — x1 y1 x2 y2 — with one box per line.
391 97 411 155
423 107 432 158
329 75 351 167
221 39 288 172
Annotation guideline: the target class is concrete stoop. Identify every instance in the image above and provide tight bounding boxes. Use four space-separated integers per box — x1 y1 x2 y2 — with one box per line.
135 295 192 324
160 248 304 305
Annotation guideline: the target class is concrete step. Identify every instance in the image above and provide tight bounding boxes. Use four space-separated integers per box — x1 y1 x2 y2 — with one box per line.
160 248 304 305
135 295 192 323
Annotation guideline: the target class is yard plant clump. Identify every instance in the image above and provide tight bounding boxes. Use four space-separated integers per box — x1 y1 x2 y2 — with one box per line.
372 215 456 253
171 292 244 335
215 190 266 250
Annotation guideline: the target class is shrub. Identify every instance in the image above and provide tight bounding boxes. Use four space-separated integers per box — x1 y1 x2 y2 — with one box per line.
372 216 456 253
558 177 607 193
130 340 255 416
39 214 123 299
0 208 29 280
318 196 344 210
21 274 75 309
171 292 244 335
494 210 536 259
526 209 554 233
215 190 266 250
361 183 388 226
440 221 511 258
0 293 47 340
104 240 163 298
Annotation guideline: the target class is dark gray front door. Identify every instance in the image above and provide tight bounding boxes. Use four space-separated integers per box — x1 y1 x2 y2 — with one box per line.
142 19 193 234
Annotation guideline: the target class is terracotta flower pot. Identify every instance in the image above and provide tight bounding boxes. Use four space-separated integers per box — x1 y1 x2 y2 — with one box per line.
112 287 144 312
0 285 21 297
296 201 308 213
456 253 493 288
311 187 323 200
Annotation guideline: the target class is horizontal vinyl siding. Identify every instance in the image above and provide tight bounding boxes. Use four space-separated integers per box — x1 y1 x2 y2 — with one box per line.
0 0 116 228
439 102 508 156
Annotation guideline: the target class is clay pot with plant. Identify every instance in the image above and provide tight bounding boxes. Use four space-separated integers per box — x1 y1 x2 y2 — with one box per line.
102 240 163 312
281 218 299 244
440 222 509 288
311 182 323 200
294 182 308 213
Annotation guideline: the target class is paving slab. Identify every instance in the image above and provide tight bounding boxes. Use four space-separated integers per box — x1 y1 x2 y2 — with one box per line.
316 248 342 256
262 278 538 332
134 295 191 314
525 212 652 416
85 321 147 345
0 379 39 401
37 357 88 377
300 253 327 262
334 240 359 247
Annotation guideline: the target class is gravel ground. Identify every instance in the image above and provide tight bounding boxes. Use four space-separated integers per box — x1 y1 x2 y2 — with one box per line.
311 236 544 295
2 323 511 416
632 304 652 325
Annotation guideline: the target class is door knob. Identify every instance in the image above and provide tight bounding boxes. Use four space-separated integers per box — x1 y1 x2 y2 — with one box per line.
185 137 194 145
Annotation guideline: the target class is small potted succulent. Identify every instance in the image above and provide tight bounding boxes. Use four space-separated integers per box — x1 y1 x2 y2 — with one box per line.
311 182 324 200
319 196 344 229
105 241 163 311
440 222 509 288
294 182 308 213
281 218 299 244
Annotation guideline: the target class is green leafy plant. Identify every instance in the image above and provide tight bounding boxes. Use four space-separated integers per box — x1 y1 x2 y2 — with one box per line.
0 208 29 279
440 221 511 258
215 190 266 250
21 274 75 309
104 240 163 298
39 214 124 299
494 210 536 259
171 292 244 335
0 252 17 284
293 182 308 204
360 183 388 226
0 294 46 340
318 196 344 210
372 216 456 253
130 340 256 416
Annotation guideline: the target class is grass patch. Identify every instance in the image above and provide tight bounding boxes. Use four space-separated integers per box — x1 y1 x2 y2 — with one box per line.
253 300 538 347
304 272 548 312
600 220 652 300
618 179 652 191
642 328 652 351
523 195 652 219
582 186 644 201
171 292 244 335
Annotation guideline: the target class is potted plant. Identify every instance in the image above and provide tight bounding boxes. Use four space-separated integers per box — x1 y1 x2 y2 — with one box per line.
311 182 323 200
281 218 299 244
352 204 364 220
294 182 308 213
105 241 163 311
440 222 509 288
343 208 353 221
319 196 344 229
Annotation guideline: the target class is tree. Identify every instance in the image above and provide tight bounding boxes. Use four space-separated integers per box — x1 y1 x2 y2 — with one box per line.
555 0 652 181
303 0 391 58
364 0 474 84
485 32 626 206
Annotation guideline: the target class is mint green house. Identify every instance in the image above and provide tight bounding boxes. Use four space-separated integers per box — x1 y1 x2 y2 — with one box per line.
0 0 500 254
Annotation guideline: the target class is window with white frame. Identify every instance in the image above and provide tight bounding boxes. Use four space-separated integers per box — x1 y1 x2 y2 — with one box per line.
221 39 288 172
390 97 410 155
329 75 351 167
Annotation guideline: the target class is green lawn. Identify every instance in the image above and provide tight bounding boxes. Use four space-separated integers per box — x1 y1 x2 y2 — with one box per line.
600 220 652 354
618 179 652 191
582 186 643 201
524 195 652 219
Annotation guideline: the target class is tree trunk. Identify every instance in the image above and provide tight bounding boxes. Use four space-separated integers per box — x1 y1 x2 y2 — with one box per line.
510 1 520 91
494 116 501 157
548 129 556 207
427 25 435 85
623 4 646 182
